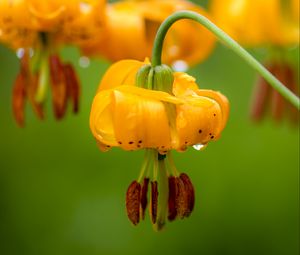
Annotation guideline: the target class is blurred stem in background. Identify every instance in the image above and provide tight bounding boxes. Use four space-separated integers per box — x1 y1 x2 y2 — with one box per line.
151 11 300 110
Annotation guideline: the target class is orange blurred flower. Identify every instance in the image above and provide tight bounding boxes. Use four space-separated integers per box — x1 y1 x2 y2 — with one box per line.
0 0 107 126
211 0 299 124
82 0 216 69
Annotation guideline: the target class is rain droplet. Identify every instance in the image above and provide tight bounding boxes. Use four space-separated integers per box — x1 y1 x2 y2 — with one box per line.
79 56 90 68
172 60 188 72
16 48 25 59
193 143 207 151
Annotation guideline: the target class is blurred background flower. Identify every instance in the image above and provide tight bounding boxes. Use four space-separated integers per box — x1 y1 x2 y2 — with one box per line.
82 0 215 70
211 0 299 124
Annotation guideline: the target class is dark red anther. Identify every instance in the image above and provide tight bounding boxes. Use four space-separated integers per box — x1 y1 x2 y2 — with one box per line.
270 64 285 122
27 73 44 120
284 65 299 125
49 54 67 119
12 73 26 127
126 181 141 226
175 177 188 219
150 181 158 224
140 178 149 220
63 63 80 113
250 65 273 122
180 173 195 217
168 176 177 221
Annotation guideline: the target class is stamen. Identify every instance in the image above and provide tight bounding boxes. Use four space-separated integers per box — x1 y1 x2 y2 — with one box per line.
126 181 141 226
179 173 195 217
137 149 151 183
168 176 177 221
166 152 179 176
175 177 188 219
49 54 67 119
12 73 26 127
150 181 158 224
63 63 80 113
140 178 150 220
270 64 285 122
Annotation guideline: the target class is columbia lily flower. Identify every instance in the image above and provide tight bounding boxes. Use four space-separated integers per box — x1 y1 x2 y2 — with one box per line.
90 59 229 230
82 0 215 69
0 1 101 126
211 0 299 124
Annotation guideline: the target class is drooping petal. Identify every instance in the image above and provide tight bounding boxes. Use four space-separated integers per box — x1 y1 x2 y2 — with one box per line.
90 89 117 146
112 90 172 151
173 72 199 97
175 95 224 150
97 59 147 92
196 89 230 132
116 85 184 105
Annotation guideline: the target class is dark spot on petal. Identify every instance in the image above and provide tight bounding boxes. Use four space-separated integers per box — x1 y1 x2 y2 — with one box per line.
185 141 188 144
210 136 214 139
137 145 141 148
118 141 122 145
161 146 165 149
209 133 212 135
213 113 216 116
138 140 142 144
198 129 202 133
129 141 134 144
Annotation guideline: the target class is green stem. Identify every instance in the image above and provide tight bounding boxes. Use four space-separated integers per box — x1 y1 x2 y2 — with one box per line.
151 11 300 109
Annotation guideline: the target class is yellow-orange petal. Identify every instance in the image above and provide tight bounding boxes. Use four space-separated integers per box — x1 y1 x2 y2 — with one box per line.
173 72 199 97
90 89 117 146
116 85 185 105
175 95 224 151
112 90 172 151
196 89 230 132
97 59 148 92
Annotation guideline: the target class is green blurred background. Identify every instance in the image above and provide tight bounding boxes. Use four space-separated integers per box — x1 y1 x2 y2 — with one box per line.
0 1 299 255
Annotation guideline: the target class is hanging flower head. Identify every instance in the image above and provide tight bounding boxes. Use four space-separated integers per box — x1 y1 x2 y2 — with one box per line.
82 0 216 69
0 0 106 126
210 0 299 124
90 59 229 230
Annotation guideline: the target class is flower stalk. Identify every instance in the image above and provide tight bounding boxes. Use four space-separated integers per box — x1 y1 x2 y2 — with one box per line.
151 10 300 109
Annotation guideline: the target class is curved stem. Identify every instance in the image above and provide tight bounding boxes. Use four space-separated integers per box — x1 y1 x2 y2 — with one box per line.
151 11 300 109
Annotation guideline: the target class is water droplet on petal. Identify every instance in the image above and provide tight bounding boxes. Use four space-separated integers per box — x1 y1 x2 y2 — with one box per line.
16 48 25 59
79 56 90 68
193 143 207 151
172 60 188 72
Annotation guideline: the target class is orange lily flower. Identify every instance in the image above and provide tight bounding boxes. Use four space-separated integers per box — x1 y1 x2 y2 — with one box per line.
57 0 106 48
0 0 96 126
82 0 215 69
211 0 299 124
211 0 299 47
90 59 229 229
